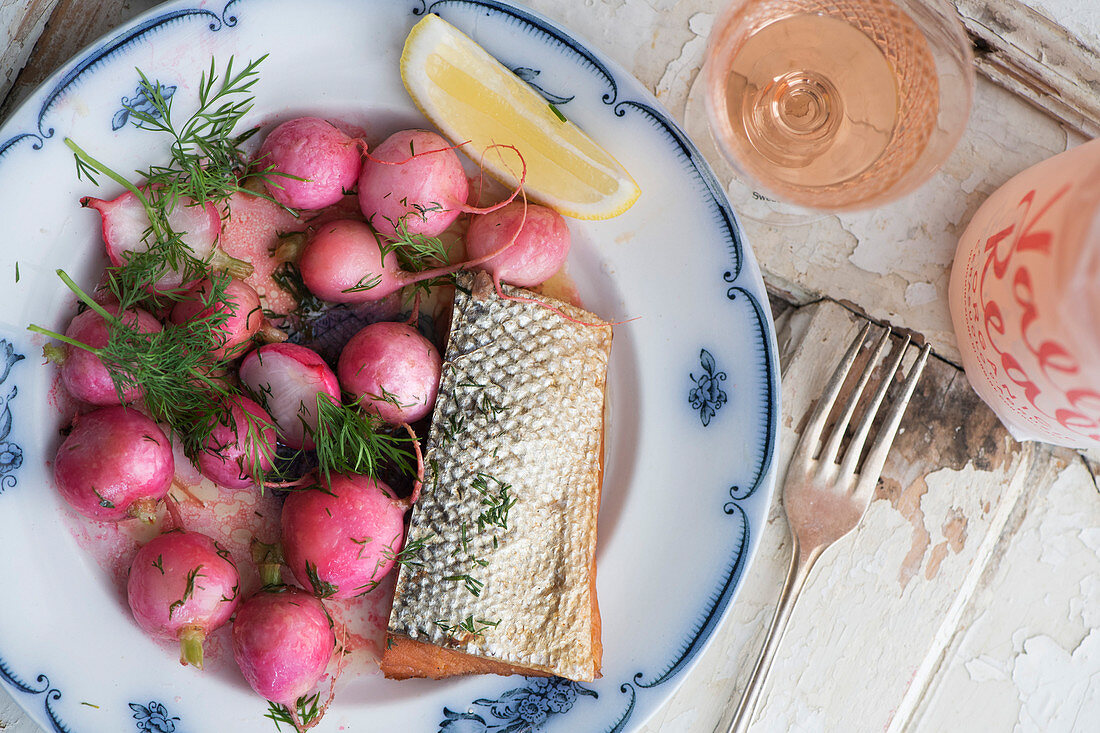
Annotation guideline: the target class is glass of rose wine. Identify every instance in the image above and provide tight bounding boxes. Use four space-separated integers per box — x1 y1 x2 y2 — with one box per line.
703 0 974 216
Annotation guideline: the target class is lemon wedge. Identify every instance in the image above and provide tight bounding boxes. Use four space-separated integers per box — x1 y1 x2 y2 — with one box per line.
400 13 641 219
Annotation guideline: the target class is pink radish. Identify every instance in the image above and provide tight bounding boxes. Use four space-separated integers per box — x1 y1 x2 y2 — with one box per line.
337 321 441 424
358 129 468 238
281 474 407 599
60 304 162 405
465 202 571 287
54 405 173 522
127 530 240 669
297 219 403 303
83 191 221 290
232 587 335 706
258 117 362 210
297 219 491 304
170 277 264 359
196 395 277 489
238 343 340 450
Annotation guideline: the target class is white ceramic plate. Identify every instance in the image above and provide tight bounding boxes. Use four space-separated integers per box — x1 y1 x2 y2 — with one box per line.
0 1 779 731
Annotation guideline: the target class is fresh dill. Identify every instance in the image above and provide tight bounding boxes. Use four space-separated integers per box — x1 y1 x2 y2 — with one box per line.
475 390 502 420
440 410 465 443
366 384 407 410
34 57 287 470
471 473 516 532
443 573 484 597
303 559 338 599
549 102 568 122
350 536 374 560
309 394 415 484
168 565 205 619
381 533 433 570
265 692 323 732
433 615 500 640
125 55 278 210
341 272 383 294
91 487 114 509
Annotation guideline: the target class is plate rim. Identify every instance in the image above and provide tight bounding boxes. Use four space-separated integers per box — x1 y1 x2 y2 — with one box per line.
0 1 781 731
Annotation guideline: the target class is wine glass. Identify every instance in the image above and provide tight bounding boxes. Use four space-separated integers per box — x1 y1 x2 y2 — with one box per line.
702 0 974 218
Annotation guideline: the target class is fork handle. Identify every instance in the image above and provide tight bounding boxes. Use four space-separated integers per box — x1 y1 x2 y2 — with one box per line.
725 542 822 733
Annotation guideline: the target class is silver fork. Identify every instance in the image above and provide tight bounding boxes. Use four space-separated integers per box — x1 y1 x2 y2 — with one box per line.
726 323 931 733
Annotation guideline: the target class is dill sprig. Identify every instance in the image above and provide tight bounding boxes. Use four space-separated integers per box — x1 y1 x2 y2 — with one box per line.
265 692 323 732
127 55 275 210
380 214 451 273
27 271 247 458
65 56 273 309
381 532 433 570
309 394 415 484
37 57 290 469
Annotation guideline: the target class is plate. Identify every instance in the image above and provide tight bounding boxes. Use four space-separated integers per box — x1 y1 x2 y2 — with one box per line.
0 1 780 731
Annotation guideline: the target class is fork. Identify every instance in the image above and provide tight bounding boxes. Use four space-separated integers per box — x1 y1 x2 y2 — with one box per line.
726 322 931 733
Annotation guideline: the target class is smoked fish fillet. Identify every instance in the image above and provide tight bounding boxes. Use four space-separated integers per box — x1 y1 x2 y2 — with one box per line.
382 271 611 682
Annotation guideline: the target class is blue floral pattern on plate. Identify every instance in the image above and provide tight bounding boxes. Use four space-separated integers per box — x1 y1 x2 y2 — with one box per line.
440 677 597 732
112 82 177 131
0 1 779 730
130 700 180 732
690 348 729 427
0 339 24 492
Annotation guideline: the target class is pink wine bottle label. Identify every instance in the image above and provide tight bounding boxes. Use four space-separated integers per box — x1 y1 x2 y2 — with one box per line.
950 139 1100 448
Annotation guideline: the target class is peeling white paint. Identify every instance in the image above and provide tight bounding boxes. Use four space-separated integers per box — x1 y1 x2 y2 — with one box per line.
965 655 1009 682
653 12 711 110
1012 631 1100 732
904 281 938 307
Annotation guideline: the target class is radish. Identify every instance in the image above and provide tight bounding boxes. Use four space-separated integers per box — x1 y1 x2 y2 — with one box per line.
258 117 362 210
83 191 222 291
465 201 571 287
196 395 277 489
238 343 340 450
337 321 441 424
54 405 173 522
358 129 467 238
232 587 335 707
169 277 264 359
296 219 405 303
60 304 162 405
127 530 240 669
297 219 474 304
281 474 408 599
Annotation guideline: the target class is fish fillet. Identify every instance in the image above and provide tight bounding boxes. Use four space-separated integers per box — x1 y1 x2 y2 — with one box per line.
382 271 610 682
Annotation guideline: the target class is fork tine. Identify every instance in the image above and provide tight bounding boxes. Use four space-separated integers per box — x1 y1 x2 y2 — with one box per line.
839 333 911 477
797 322 872 456
818 326 891 464
850 343 931 492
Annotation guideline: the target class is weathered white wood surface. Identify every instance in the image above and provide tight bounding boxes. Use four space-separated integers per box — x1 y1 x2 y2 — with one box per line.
0 0 61 105
2 1 1099 732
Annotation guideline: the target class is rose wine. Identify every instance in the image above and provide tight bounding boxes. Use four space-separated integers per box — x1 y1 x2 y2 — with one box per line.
706 0 945 210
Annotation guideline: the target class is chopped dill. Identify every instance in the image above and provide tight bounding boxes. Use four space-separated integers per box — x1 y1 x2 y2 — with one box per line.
433 615 500 640
168 565 205 619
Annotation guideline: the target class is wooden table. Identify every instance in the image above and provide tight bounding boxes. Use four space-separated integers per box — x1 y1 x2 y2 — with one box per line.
3 1 1098 731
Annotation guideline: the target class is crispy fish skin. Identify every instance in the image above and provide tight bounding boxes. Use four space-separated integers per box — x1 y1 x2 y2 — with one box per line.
384 271 610 682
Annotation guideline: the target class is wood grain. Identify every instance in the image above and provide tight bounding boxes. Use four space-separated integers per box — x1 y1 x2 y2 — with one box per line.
0 0 62 107
0 0 162 120
958 0 1100 137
